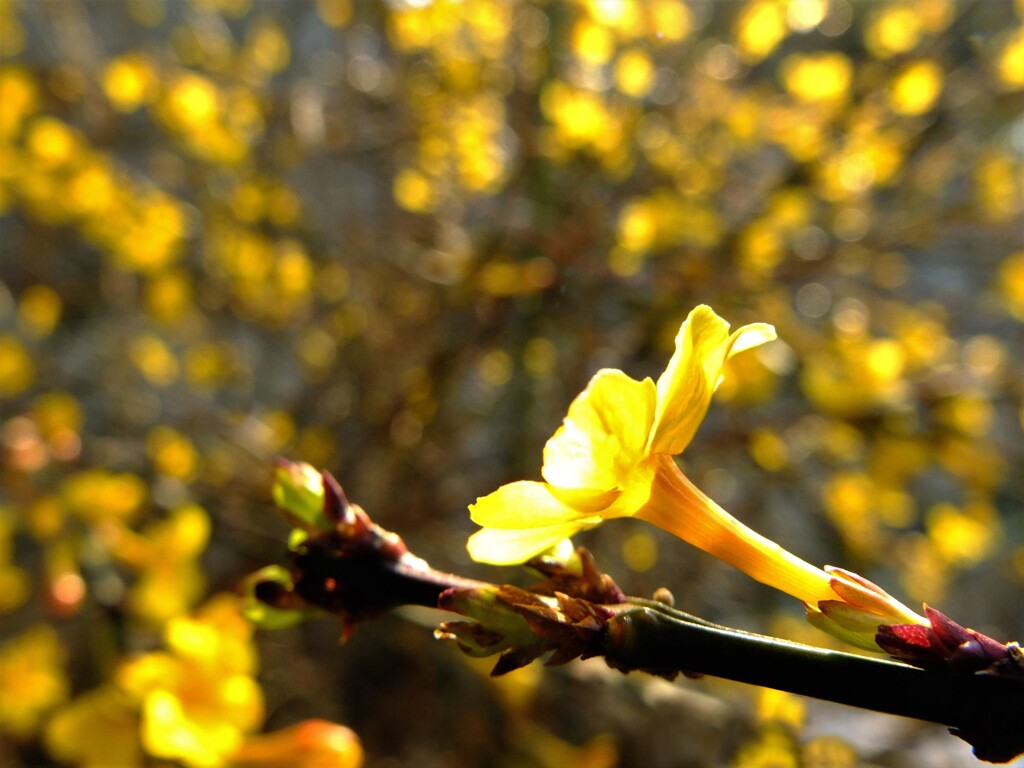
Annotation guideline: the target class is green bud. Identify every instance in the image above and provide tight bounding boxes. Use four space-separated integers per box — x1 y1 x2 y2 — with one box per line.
241 565 306 630
272 460 331 532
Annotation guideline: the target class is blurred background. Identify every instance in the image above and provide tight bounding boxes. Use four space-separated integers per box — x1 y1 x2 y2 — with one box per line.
1 0 1022 766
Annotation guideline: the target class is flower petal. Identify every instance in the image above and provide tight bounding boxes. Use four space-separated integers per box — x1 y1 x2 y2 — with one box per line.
469 481 583 528
729 322 776 356
542 369 656 492
648 306 775 455
466 520 599 565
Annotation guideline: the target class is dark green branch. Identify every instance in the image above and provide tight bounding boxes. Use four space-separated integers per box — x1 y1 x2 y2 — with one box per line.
605 607 1024 763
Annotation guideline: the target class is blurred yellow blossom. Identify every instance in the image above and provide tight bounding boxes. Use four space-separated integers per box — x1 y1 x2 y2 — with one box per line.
130 333 180 386
45 686 142 768
147 426 201 482
60 469 147 527
103 52 158 112
733 724 799 768
0 334 34 397
781 52 853 105
117 594 264 767
735 0 788 62
17 284 62 337
229 720 364 768
996 251 1024 319
0 509 30 612
888 60 943 115
996 27 1024 89
109 504 210 624
926 501 999 568
0 65 37 136
865 4 922 58
0 624 69 738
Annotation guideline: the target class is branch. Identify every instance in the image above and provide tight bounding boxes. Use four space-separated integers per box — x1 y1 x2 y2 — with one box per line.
245 463 1024 763
605 605 1024 763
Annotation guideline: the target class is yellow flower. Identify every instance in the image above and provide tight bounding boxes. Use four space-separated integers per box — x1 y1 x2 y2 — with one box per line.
468 305 927 648
117 595 264 767
44 685 142 768
228 719 364 768
0 624 69 738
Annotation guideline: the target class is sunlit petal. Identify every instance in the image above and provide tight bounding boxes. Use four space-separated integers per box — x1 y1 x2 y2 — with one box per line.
546 484 622 513
542 369 656 490
466 520 600 565
649 306 775 455
469 481 582 528
648 306 731 454
728 322 777 356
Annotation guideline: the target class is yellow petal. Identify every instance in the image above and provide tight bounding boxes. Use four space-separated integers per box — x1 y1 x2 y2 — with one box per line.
649 306 775 455
466 520 599 565
469 481 585 528
546 484 622 513
542 369 656 491
728 322 777 355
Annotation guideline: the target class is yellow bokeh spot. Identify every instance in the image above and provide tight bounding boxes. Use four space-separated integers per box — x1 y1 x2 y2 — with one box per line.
865 5 922 58
245 20 291 74
749 428 788 471
393 167 436 213
523 337 557 379
32 390 83 437
297 326 337 374
68 160 117 217
974 151 1022 222
756 688 805 729
147 426 200 481
614 49 654 97
736 0 787 62
0 335 34 397
926 502 998 567
276 240 313 299
316 0 353 27
781 52 853 104
0 65 38 136
737 220 784 275
103 52 157 112
573 19 615 66
621 527 658 572
261 410 296 452
129 333 180 387
478 348 512 387
26 116 79 165
0 625 70 738
822 472 881 555
144 270 193 324
915 0 955 33
650 0 692 43
44 685 143 768
617 199 657 252
889 60 943 115
734 726 800 768
476 259 555 296
998 27 1024 89
542 81 615 151
938 394 993 437
165 72 220 129
996 251 1024 319
787 0 828 32
17 284 62 338
61 470 147 526
865 339 905 383
803 736 859 768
